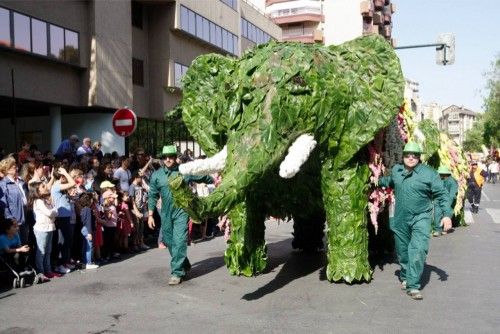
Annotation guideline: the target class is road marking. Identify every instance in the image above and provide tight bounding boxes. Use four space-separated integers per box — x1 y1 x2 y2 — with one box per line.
485 209 500 224
481 190 491 202
464 209 474 225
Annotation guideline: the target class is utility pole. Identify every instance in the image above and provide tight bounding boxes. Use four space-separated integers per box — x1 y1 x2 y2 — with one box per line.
395 33 455 66
11 69 18 150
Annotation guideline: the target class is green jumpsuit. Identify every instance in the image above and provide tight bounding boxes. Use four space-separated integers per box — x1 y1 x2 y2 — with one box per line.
379 163 452 291
148 166 213 278
433 176 458 233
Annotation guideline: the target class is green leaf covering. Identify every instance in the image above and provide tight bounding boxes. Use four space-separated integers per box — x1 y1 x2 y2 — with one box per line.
171 35 405 282
416 119 441 164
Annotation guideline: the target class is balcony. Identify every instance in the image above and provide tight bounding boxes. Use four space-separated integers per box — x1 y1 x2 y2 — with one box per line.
270 7 324 25
282 24 323 43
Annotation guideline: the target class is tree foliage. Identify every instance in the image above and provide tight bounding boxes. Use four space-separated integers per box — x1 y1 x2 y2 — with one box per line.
463 115 484 152
482 56 500 147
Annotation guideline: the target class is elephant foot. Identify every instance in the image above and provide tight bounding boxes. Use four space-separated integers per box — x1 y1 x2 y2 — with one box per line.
326 254 373 283
224 241 267 277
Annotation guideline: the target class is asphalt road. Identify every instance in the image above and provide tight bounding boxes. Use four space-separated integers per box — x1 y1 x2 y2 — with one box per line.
1 184 499 334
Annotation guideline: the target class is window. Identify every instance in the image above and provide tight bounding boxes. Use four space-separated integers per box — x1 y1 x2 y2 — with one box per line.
179 6 238 56
174 62 189 88
132 58 144 86
220 0 237 10
49 24 64 60
233 35 238 54
222 29 228 51
0 8 10 47
241 18 273 46
215 25 222 48
0 7 80 65
31 18 47 56
187 10 195 35
195 14 203 39
180 5 188 31
202 17 209 42
64 29 79 63
13 12 30 51
241 19 247 38
209 22 216 44
131 1 143 29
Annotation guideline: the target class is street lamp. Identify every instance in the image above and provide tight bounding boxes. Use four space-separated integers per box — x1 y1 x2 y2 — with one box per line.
395 33 456 66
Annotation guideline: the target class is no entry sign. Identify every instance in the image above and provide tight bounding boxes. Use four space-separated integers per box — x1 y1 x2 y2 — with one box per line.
112 107 137 137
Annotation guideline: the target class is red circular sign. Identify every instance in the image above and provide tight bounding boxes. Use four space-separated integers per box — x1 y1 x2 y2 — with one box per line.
112 108 137 137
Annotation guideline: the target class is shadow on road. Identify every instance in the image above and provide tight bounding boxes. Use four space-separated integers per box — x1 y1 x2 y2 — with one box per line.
394 263 448 290
242 240 326 301
187 253 226 280
188 239 296 281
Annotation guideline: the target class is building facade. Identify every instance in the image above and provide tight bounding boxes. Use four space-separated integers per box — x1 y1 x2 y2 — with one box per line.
265 0 324 43
422 102 445 125
439 105 477 145
263 0 396 46
404 78 422 123
0 0 280 154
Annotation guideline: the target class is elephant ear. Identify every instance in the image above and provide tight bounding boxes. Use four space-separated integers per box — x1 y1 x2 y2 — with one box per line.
332 35 405 168
181 54 240 156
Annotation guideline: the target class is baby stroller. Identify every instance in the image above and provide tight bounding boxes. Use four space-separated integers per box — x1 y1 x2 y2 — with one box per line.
0 253 39 289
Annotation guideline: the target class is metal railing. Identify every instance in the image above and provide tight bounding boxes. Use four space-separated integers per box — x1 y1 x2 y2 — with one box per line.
269 6 322 18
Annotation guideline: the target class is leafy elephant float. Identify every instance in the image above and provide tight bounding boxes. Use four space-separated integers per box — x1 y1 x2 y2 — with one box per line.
169 35 405 283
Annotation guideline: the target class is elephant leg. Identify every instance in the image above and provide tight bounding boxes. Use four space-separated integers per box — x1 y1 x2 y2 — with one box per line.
224 199 267 277
291 212 325 252
321 158 372 283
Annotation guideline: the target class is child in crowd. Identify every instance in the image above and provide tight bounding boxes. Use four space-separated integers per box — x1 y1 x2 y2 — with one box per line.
101 189 120 261
90 193 105 264
69 169 86 195
129 173 149 251
0 218 31 274
79 192 99 269
29 181 60 281
117 191 133 253
50 166 76 275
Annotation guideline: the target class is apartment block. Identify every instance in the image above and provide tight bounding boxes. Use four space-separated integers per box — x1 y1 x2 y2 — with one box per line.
0 0 280 154
265 0 324 43
264 0 395 46
439 105 478 145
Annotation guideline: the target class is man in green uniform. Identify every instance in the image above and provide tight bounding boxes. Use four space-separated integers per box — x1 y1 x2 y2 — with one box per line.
147 145 213 285
432 166 458 237
379 142 452 300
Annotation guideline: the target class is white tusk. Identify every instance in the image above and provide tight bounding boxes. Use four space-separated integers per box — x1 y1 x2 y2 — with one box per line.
279 134 317 179
179 146 227 175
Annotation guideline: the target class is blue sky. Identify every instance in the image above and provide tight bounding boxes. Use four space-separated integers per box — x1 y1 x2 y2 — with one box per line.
392 0 499 112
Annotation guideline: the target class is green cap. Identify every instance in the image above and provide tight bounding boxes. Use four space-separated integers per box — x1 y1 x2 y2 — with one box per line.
437 165 451 174
161 145 177 157
403 141 422 154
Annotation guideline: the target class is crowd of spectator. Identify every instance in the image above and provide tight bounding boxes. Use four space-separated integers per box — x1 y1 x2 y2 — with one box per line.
0 135 218 285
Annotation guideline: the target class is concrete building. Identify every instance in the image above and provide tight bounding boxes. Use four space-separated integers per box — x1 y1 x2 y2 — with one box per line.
0 0 281 154
404 78 422 123
265 0 324 43
422 102 445 125
439 105 478 145
263 0 395 46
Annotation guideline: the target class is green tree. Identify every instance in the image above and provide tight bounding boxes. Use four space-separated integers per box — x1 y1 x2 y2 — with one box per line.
463 115 484 152
482 56 500 148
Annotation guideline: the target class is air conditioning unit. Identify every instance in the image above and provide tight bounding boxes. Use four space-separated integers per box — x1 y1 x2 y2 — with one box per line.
313 29 324 42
